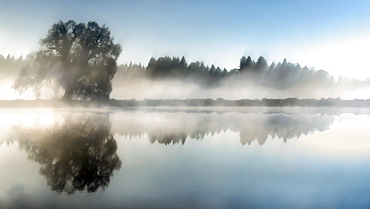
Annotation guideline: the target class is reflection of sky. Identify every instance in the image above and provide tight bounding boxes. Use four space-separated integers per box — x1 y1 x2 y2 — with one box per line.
1 110 370 208
112 132 370 208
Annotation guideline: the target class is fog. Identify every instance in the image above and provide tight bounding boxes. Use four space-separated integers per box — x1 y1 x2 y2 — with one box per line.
110 58 370 100
2 54 370 101
2 5 370 209
111 77 370 100
2 76 370 101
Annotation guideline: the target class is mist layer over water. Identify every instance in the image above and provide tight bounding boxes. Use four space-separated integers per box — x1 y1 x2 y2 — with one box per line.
111 77 370 100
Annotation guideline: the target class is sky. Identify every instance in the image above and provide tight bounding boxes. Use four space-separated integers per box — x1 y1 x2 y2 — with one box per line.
1 0 370 79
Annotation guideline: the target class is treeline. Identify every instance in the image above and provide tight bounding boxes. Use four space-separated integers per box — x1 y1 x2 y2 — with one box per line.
114 56 228 86
146 56 228 86
3 98 370 108
114 55 337 90
0 54 26 79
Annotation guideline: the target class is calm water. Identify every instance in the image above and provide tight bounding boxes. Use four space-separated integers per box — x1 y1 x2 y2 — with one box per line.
1 107 370 209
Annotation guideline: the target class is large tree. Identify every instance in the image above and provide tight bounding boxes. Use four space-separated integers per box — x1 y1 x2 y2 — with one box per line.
13 20 122 100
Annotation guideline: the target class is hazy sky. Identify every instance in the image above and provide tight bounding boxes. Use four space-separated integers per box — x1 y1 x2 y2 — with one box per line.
1 0 370 79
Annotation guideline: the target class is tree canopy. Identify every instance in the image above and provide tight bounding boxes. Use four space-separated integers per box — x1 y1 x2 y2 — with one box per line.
13 20 122 100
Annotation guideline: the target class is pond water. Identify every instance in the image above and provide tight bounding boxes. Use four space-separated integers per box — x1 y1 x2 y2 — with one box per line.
1 107 370 209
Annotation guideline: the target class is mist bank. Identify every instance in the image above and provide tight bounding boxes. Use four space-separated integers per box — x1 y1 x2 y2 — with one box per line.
2 54 370 100
110 98 370 108
111 77 369 100
112 56 370 100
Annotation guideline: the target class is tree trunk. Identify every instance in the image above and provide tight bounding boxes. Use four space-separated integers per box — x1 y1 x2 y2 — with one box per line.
61 87 73 101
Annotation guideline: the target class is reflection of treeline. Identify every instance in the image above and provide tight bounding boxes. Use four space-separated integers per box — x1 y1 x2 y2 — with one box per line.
114 55 336 89
112 112 335 146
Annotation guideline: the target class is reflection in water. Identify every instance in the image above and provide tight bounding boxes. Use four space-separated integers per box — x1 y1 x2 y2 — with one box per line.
239 114 334 145
2 109 370 208
9 113 121 194
2 110 336 194
111 112 335 145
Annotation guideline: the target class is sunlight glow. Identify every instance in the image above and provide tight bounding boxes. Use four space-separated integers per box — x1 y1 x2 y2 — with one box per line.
0 81 35 100
293 36 370 80
0 109 60 129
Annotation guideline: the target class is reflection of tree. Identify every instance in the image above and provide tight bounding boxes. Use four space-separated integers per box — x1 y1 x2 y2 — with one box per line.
149 132 187 145
147 117 211 145
12 114 121 194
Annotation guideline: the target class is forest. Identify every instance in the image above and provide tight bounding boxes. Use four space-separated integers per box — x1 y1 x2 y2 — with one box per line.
115 55 334 89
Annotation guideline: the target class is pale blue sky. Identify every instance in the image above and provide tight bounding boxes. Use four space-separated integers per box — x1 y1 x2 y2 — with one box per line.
1 0 370 78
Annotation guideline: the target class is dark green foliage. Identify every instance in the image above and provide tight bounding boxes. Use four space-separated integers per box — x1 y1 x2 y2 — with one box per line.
255 56 268 71
143 56 227 86
13 20 121 101
146 56 187 79
239 56 255 72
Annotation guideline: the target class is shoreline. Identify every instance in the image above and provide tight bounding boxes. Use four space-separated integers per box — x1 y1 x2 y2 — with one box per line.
1 98 370 108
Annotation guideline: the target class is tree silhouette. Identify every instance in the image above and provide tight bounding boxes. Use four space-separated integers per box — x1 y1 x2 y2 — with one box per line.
13 20 122 101
239 56 248 70
239 56 255 72
11 113 121 194
255 56 268 72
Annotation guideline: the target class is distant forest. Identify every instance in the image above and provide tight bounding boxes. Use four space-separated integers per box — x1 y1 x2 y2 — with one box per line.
117 56 331 90
114 55 369 91
1 53 369 97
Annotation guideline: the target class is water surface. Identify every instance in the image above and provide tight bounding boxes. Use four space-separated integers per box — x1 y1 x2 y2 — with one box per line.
1 108 370 208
